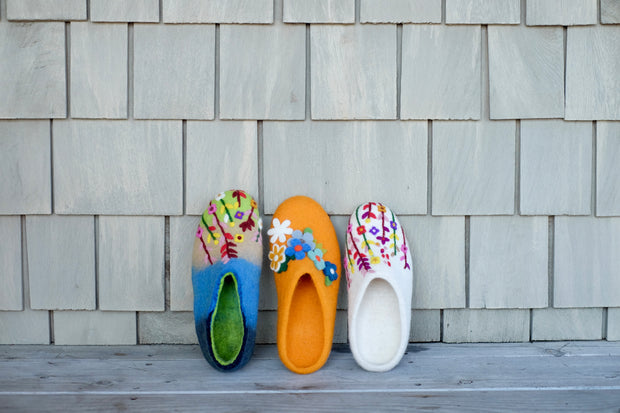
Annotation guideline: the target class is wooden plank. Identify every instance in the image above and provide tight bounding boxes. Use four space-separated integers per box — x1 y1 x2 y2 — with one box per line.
2 390 620 413
1 343 619 394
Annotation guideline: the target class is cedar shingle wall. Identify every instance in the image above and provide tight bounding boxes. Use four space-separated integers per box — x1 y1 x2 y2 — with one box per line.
0 0 618 344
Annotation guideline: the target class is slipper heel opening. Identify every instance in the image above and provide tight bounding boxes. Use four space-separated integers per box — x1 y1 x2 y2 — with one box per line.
211 272 245 366
355 278 401 366
286 274 324 369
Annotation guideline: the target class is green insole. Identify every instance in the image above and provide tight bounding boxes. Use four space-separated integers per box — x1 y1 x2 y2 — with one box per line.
211 273 244 366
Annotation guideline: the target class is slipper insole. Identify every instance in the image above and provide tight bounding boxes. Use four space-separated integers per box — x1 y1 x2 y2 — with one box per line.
355 278 401 365
211 273 244 366
286 274 324 368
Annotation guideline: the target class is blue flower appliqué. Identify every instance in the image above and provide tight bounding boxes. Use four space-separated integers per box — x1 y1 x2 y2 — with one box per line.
323 261 338 284
285 232 313 260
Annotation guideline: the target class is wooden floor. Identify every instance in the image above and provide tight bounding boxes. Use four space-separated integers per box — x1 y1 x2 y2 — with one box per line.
1 342 620 412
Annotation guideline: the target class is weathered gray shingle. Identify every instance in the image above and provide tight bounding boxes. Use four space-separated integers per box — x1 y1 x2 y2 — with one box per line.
163 0 273 23
139 312 197 344
554 217 620 307
284 0 354 23
432 121 515 215
360 0 441 23
401 25 481 120
601 0 620 24
220 25 305 120
263 121 427 215
597 122 620 216
488 26 564 119
185 121 258 214
566 26 620 120
469 216 548 309
6 0 86 21
0 121 51 214
54 311 137 345
53 120 183 215
98 216 165 311
311 25 397 119
26 215 95 310
520 120 592 215
0 23 66 118
532 308 603 341
446 0 520 24
170 216 199 312
0 217 22 311
443 309 530 343
0 309 49 344
526 0 597 26
70 23 127 119
91 0 159 22
134 24 215 120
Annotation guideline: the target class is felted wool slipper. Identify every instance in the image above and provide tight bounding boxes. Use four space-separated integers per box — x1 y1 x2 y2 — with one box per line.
192 189 262 371
344 202 413 372
268 196 341 374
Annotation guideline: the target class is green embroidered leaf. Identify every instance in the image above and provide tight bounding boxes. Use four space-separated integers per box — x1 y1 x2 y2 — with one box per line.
324 277 332 287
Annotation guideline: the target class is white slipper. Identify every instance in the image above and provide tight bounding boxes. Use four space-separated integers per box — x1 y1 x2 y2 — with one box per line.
344 202 412 372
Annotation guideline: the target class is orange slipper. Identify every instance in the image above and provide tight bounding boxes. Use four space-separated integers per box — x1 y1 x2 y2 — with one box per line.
268 196 341 374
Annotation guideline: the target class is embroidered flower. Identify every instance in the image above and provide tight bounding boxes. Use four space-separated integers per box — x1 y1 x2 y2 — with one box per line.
308 248 325 270
235 211 244 220
369 226 379 236
215 192 226 201
357 226 366 235
208 204 217 215
390 221 398 230
286 237 312 260
268 218 293 243
290 230 316 250
196 226 204 238
269 244 286 272
234 234 244 243
377 204 387 213
251 199 258 209
323 261 338 282
401 244 408 255
370 256 381 264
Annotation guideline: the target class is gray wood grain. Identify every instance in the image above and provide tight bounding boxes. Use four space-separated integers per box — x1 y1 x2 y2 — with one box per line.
138 311 196 344
443 309 530 342
609 308 620 341
284 0 354 23
220 24 305 120
163 0 273 23
527 0 597 26
53 120 183 215
401 25 481 120
6 0 86 20
360 0 441 23
520 120 592 216
70 22 127 119
0 121 51 214
601 0 620 23
0 216 21 310
566 26 620 120
26 216 95 310
0 22 66 118
554 217 620 308
185 121 258 214
311 25 397 120
597 122 620 217
532 308 603 341
98 216 165 311
91 0 159 22
0 309 49 344
169 216 199 312
134 24 214 120
404 216 465 309
488 26 564 119
410 310 440 342
446 0 520 24
432 120 515 215
263 121 427 215
53 311 136 345
469 216 548 309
